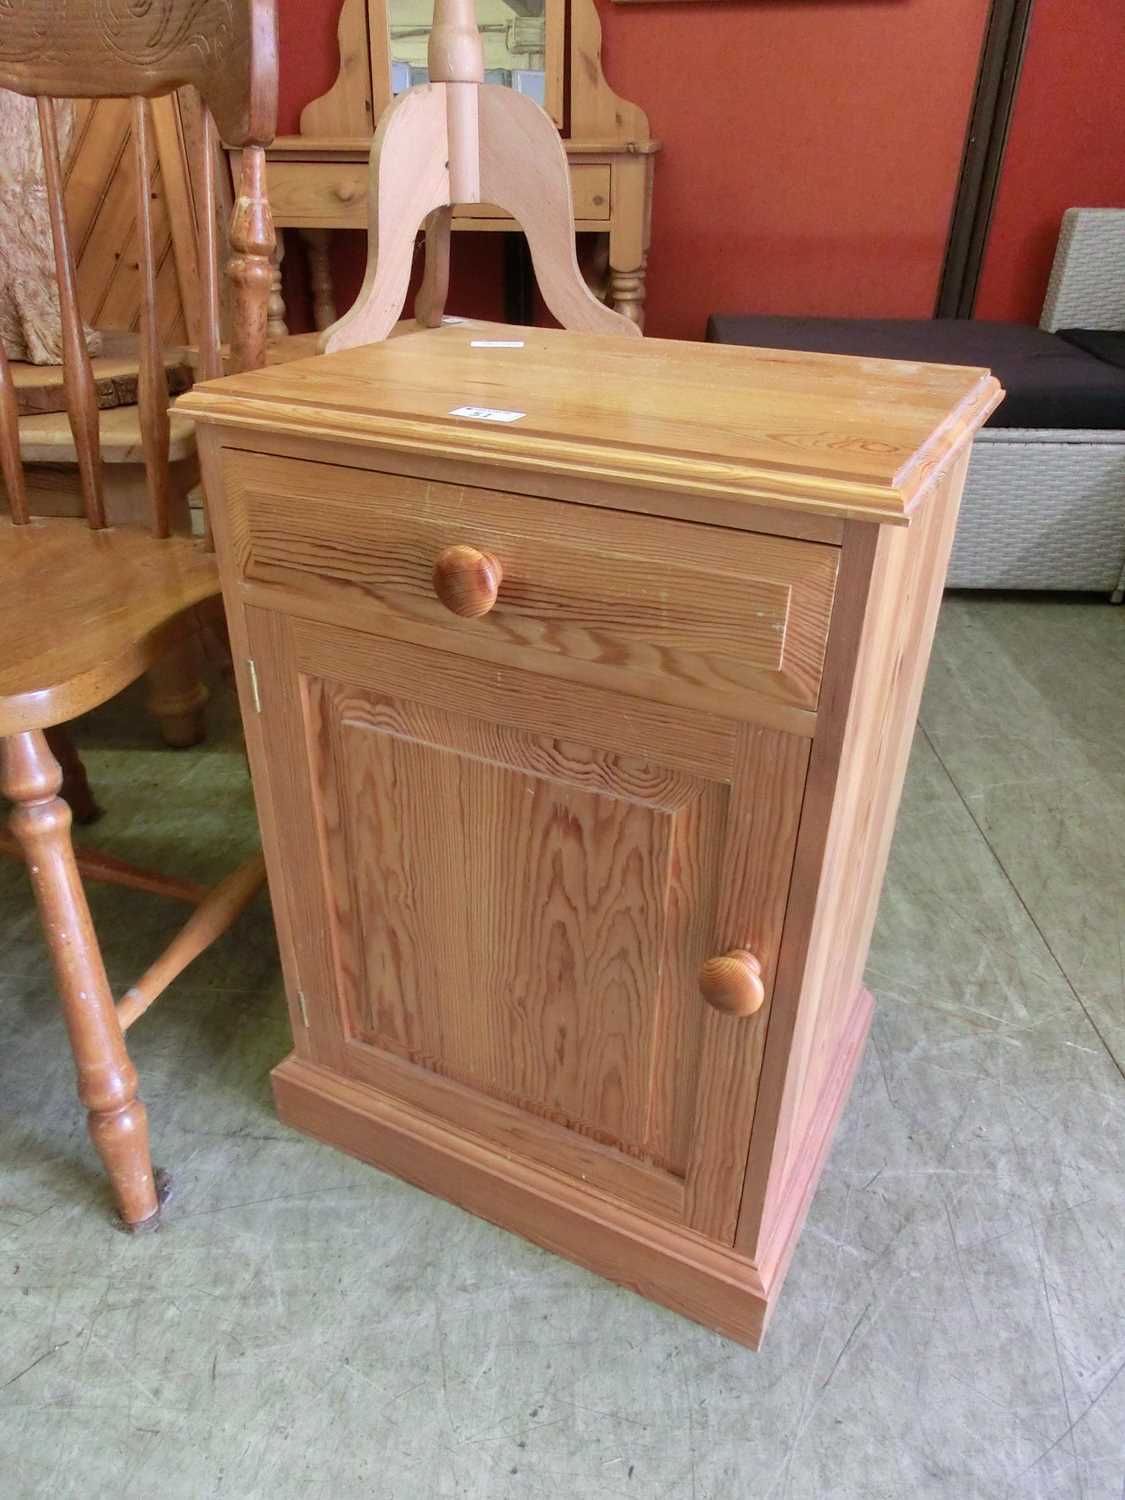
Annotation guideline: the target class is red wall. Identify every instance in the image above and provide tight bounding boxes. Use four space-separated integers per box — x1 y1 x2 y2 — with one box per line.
278 0 990 340
975 0 1125 323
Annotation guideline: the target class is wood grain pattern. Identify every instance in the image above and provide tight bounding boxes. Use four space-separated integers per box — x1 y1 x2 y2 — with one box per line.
222 449 839 725
432 543 502 618
0 0 278 146
699 951 765 1017
11 335 193 418
66 98 188 350
208 422 847 546
195 320 997 1342
297 0 374 139
37 96 105 528
180 321 1003 525
291 611 738 782
337 697 683 1158
0 341 28 523
0 520 217 736
569 0 650 143
684 725 810 1240
130 95 173 537
242 607 803 1237
19 405 198 465
736 450 973 1280
474 84 638 337
273 1054 771 1348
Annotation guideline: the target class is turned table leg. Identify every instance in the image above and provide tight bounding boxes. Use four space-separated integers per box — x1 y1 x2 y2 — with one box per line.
268 230 289 339
146 637 208 748
609 257 647 329
300 229 338 332
1 731 162 1228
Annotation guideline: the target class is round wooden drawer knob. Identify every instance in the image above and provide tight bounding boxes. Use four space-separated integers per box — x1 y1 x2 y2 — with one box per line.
699 950 765 1017
334 180 360 202
432 544 503 618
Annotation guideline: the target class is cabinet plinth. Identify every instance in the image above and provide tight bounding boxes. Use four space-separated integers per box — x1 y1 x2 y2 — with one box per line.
183 321 1001 1346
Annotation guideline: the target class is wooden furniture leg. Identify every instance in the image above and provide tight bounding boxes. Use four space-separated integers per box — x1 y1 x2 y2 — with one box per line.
146 636 209 748
609 260 646 327
608 154 651 329
300 228 338 332
267 230 288 338
44 724 101 824
324 87 450 351
414 208 452 328
0 731 162 1229
323 0 639 352
476 87 638 337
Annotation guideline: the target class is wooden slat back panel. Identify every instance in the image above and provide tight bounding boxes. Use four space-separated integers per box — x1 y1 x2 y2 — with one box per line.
130 96 173 537
0 2 278 543
37 96 106 528
0 344 29 523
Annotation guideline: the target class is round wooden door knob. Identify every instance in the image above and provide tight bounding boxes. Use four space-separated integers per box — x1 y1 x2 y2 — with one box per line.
334 179 360 202
699 949 765 1017
432 544 503 618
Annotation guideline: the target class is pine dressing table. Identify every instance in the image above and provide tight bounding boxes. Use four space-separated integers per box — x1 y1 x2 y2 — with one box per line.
180 324 1001 1346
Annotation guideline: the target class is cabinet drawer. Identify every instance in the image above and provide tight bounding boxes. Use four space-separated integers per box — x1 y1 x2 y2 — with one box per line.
264 160 370 229
263 160 611 229
223 451 839 729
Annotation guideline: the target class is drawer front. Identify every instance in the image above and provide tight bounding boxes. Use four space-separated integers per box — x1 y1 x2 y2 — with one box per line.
264 160 611 229
224 451 839 730
265 161 369 228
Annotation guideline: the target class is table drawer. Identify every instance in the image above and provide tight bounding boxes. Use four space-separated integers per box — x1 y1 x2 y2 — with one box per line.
222 451 839 729
264 161 370 229
263 160 612 229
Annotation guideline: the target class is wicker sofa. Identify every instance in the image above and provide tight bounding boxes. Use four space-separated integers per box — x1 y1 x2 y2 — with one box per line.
708 209 1125 599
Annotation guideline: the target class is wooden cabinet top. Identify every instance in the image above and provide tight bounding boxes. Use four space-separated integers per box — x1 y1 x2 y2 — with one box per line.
180 321 1002 526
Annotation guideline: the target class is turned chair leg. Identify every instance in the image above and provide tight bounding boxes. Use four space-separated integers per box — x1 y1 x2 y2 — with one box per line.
146 636 208 749
1 730 164 1229
44 724 101 825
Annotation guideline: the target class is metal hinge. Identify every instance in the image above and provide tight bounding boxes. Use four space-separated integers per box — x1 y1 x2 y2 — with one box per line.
246 658 261 713
296 990 309 1028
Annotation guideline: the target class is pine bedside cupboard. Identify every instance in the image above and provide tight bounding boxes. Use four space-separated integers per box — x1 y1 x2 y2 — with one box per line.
180 325 1001 1348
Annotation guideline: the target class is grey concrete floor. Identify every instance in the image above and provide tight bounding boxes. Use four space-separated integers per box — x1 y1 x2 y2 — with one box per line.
1 595 1123 1500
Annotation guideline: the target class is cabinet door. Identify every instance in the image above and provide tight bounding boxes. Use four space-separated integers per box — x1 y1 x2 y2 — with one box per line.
248 607 809 1242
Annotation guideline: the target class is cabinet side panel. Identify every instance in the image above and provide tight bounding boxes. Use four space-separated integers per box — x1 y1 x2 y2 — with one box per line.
737 449 971 1277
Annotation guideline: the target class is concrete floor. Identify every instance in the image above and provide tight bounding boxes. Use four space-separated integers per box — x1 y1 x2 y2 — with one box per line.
1 595 1123 1500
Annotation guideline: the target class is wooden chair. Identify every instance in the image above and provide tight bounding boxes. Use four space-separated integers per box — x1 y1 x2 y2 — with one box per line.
0 0 278 1229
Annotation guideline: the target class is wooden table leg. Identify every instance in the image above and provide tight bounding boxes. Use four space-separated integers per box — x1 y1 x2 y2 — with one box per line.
300 228 338 332
268 230 289 339
1 730 162 1229
608 261 646 328
146 636 208 748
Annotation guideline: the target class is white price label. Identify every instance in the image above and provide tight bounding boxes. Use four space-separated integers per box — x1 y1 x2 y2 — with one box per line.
448 405 526 423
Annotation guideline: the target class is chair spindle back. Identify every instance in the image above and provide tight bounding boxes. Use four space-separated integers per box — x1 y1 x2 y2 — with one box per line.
0 0 278 544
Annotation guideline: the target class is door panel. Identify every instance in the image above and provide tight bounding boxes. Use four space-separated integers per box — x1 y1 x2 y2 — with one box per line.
249 607 809 1237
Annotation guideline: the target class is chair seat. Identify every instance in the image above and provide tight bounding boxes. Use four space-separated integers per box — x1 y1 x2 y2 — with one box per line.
18 403 199 465
0 518 219 737
11 332 195 417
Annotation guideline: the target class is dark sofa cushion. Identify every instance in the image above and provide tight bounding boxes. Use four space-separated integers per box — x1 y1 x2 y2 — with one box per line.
706 316 1125 431
1058 328 1125 373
